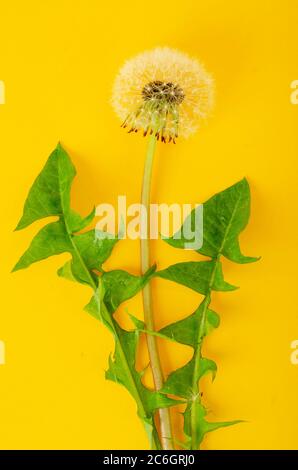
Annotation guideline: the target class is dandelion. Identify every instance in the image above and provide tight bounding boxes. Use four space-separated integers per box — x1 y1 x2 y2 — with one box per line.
112 48 214 451
112 47 214 143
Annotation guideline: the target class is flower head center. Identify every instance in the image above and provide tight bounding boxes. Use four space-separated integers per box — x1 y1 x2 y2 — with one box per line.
142 80 184 105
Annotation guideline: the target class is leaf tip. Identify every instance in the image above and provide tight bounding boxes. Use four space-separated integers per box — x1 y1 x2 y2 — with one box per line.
220 281 239 292
56 141 64 151
239 176 249 187
240 254 261 264
11 262 22 273
14 218 27 231
146 264 157 278
128 313 144 330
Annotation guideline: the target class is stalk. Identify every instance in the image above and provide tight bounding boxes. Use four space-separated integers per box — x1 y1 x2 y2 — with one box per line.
140 134 174 450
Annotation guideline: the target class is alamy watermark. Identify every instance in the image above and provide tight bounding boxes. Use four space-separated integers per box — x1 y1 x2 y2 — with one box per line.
95 196 203 250
0 81 5 104
289 80 298 365
0 81 6 363
290 80 298 104
0 341 5 365
290 340 298 365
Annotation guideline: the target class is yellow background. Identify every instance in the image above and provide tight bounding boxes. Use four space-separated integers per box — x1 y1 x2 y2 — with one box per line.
0 0 297 450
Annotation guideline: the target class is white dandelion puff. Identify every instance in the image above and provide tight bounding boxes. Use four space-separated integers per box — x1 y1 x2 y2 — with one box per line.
112 47 214 143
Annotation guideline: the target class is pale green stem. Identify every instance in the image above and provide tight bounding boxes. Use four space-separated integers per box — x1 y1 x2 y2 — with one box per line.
141 134 174 450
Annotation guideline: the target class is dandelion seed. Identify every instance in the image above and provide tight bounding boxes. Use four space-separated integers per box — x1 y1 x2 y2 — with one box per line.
112 47 214 143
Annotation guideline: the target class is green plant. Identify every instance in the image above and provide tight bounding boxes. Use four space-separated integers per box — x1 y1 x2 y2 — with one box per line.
13 144 179 450
156 177 259 449
14 143 258 450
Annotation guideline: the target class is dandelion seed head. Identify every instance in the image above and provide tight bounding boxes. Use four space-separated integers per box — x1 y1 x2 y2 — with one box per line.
112 47 214 143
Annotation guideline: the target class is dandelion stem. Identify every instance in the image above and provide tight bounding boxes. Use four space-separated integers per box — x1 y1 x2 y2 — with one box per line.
141 134 174 450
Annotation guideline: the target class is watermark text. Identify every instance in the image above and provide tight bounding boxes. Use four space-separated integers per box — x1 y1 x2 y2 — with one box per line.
95 196 203 250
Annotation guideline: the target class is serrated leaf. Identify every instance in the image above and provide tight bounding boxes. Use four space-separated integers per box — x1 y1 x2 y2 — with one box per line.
156 260 237 294
161 356 217 400
86 278 181 449
57 260 77 282
68 207 96 233
13 220 73 271
165 178 259 264
106 320 179 415
15 143 75 231
14 148 257 450
102 265 156 313
158 179 258 449
158 271 241 449
183 401 242 449
84 267 154 324
160 299 218 400
160 301 220 348
13 144 117 287
14 144 170 449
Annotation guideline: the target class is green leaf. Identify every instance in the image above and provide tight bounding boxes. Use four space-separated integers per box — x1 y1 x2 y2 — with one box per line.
165 178 259 264
106 320 179 415
160 301 220 348
13 144 117 287
86 279 181 448
14 148 257 450
161 356 217 402
184 401 242 449
156 260 237 294
84 267 154 325
15 143 75 231
14 144 170 449
158 261 241 449
57 260 77 282
160 299 219 400
102 265 156 313
13 220 73 271
158 179 258 448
